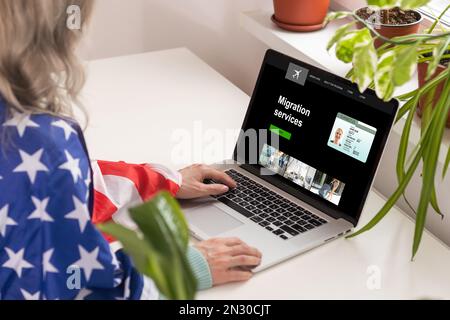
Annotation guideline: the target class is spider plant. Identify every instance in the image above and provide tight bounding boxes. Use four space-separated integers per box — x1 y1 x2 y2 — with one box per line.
325 0 450 258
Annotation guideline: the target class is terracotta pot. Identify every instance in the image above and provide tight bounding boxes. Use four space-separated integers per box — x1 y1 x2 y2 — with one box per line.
273 0 330 26
356 7 422 48
417 62 450 128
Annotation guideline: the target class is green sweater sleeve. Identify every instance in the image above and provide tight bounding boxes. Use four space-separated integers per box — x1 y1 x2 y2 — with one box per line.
186 246 213 291
158 246 212 300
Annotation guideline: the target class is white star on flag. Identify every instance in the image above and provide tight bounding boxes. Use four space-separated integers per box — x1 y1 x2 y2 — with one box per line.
2 248 34 278
3 112 39 137
28 197 54 222
72 246 104 282
52 120 77 140
20 289 40 300
59 150 82 183
116 276 131 300
85 174 91 188
43 249 58 276
13 149 49 184
0 205 17 237
65 196 90 233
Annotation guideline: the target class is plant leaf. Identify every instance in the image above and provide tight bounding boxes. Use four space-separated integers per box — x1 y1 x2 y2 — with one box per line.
430 186 444 218
324 11 352 25
427 37 450 80
98 222 156 276
327 22 356 51
336 28 372 64
348 148 422 238
444 146 450 177
412 74 450 258
99 192 197 300
400 0 432 9
393 45 419 86
367 0 399 7
396 96 420 182
128 192 189 253
375 51 396 101
353 39 378 92
129 192 196 299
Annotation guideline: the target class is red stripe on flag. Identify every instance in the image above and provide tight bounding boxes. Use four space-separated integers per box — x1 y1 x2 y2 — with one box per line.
96 160 180 201
93 190 118 243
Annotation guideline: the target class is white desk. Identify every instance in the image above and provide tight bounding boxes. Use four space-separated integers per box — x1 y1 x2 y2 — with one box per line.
83 48 450 300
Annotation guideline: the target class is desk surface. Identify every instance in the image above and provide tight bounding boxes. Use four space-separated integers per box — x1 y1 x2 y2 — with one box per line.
83 48 450 300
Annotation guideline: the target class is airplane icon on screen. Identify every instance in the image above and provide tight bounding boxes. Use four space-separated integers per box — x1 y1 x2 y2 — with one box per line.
293 69 302 80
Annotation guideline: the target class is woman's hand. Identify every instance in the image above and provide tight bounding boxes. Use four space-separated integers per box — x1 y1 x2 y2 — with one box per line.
194 238 262 286
176 164 237 199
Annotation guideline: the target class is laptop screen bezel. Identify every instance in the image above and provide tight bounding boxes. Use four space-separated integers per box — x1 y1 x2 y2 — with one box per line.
233 49 399 227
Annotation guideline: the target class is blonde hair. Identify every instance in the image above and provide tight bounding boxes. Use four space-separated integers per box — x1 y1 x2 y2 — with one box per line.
0 0 94 118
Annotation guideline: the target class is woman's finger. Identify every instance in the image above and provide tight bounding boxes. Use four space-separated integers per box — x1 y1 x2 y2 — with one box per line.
218 237 244 246
227 255 261 268
224 270 253 283
200 182 229 196
203 167 237 188
228 244 262 258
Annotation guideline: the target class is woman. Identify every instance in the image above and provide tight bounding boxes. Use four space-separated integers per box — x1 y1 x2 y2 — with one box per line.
326 179 340 201
330 128 344 146
0 0 261 300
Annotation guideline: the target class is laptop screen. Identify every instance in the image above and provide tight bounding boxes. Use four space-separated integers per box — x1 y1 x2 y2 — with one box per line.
235 50 398 225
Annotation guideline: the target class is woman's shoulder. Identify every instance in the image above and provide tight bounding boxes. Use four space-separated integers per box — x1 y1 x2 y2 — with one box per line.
0 103 88 174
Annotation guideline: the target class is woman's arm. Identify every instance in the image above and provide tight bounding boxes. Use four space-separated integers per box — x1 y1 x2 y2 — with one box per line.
91 161 236 232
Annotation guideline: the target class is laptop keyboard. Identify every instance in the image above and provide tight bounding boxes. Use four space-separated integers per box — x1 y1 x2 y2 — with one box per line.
209 169 328 240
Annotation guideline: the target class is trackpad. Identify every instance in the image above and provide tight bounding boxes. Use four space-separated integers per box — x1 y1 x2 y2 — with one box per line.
188 205 243 236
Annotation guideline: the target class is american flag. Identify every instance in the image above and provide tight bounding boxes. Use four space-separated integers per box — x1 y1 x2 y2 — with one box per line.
0 100 181 300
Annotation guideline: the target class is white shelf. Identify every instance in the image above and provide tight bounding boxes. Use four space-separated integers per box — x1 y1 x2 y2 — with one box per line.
240 10 351 77
240 10 450 165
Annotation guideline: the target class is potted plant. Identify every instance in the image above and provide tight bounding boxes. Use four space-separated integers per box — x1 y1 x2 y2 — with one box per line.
272 0 330 32
99 192 197 300
355 6 423 47
325 0 450 258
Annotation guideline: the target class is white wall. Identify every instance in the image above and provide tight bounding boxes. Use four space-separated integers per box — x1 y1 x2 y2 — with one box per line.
81 0 272 94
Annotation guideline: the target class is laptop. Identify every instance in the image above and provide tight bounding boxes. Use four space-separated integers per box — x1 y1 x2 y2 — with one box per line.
182 49 399 271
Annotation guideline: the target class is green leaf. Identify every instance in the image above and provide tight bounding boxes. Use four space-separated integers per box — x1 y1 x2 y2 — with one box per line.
444 147 450 177
396 96 420 182
353 39 378 92
327 22 356 51
412 73 450 258
375 51 396 100
427 4 450 34
427 38 450 80
400 0 431 9
324 11 352 25
430 186 444 218
98 192 197 300
367 0 399 7
348 146 422 238
392 45 419 86
130 192 190 252
336 28 372 64
98 222 159 278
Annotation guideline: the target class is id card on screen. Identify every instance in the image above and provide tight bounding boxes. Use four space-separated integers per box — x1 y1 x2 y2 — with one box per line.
327 113 377 163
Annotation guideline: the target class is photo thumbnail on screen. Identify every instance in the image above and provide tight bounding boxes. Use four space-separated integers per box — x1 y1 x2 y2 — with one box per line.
327 113 377 163
259 144 345 206
259 144 290 175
